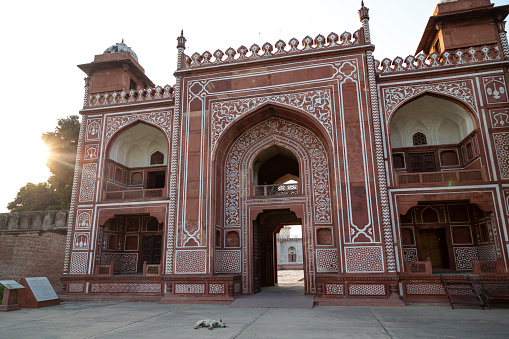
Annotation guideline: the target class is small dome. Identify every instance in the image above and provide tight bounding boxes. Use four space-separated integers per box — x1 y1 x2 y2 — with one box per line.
103 40 138 61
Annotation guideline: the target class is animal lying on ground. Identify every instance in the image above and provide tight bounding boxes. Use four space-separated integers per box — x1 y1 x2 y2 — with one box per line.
193 319 226 330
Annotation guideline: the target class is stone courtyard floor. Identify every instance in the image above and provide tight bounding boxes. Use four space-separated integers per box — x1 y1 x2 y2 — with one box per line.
1 272 508 338
1 301 509 338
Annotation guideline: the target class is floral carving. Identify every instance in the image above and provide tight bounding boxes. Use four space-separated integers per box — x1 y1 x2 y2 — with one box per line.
105 111 173 144
491 109 509 128
211 89 332 150
79 164 97 202
86 119 101 141
382 81 475 120
225 118 332 227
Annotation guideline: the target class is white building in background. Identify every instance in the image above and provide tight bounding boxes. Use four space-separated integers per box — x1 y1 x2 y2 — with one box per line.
277 226 303 269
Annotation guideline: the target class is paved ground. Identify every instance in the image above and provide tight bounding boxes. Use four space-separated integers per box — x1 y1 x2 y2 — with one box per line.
2 272 508 338
1 301 509 338
277 269 304 286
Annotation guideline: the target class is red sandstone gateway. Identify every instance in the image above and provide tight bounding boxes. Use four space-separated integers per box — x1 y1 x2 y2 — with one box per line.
61 0 509 306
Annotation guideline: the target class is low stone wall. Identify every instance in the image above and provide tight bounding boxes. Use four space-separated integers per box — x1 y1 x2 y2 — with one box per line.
277 263 304 270
0 210 69 292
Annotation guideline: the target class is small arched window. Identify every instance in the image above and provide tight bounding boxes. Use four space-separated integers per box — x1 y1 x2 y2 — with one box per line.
412 132 427 146
150 151 164 165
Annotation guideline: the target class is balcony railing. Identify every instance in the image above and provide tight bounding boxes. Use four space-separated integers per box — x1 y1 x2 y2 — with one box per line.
396 169 484 186
254 183 298 196
104 188 163 200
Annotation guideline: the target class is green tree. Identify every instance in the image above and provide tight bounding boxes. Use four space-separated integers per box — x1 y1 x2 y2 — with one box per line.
42 115 80 209
7 182 60 212
7 116 80 212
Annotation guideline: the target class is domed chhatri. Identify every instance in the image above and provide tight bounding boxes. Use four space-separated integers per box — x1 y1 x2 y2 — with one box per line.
103 39 138 61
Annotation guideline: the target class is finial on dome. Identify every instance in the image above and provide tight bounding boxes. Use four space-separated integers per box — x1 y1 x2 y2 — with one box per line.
122 38 124 43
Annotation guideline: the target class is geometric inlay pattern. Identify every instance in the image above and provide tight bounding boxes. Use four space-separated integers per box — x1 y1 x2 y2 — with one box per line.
493 133 509 179
211 89 333 150
79 164 97 202
477 245 497 261
348 284 385 296
403 248 418 262
101 253 138 272
345 246 384 273
406 283 446 295
68 283 85 293
209 283 226 294
454 247 478 270
70 252 88 274
175 250 206 274
214 250 241 273
325 283 344 295
316 249 338 272
175 283 205 294
90 283 162 293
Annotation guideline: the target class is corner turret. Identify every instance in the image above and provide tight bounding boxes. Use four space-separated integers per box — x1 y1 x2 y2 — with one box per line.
78 41 154 95
416 0 509 55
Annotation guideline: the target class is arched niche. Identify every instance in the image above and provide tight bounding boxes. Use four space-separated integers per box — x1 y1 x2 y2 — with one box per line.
109 123 168 167
104 122 169 195
389 94 481 175
390 95 475 148
252 145 299 185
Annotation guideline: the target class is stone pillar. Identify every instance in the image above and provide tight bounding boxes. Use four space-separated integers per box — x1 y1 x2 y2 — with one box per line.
63 114 87 274
165 30 187 275
83 77 90 108
497 17 509 58
359 1 396 272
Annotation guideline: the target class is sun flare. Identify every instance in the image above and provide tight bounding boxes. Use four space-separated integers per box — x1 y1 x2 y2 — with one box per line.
35 140 50 165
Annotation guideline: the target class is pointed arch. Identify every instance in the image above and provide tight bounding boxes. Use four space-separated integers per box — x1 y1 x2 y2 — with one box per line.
212 103 333 162
213 112 335 294
386 89 478 127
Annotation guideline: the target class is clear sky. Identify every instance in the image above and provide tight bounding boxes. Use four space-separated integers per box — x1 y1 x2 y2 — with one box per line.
0 0 507 213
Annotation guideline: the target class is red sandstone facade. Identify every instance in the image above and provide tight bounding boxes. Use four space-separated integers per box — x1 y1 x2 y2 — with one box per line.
61 0 509 304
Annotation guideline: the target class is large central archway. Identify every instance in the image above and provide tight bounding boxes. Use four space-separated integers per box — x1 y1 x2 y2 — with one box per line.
213 107 335 295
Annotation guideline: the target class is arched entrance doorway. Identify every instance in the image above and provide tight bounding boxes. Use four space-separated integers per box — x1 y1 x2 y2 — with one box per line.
253 209 302 293
213 106 334 295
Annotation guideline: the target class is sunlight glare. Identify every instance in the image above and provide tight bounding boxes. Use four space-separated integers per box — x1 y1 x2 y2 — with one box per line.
28 139 51 183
